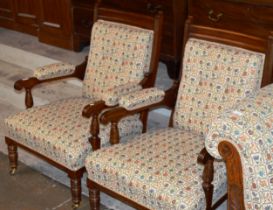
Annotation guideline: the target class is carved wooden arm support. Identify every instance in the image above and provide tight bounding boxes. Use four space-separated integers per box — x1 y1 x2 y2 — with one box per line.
82 100 115 150
99 80 179 145
14 58 87 109
197 147 215 210
218 141 245 210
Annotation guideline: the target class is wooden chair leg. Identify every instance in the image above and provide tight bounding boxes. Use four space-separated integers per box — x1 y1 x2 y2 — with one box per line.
5 137 18 175
68 171 84 209
89 186 100 210
203 158 214 210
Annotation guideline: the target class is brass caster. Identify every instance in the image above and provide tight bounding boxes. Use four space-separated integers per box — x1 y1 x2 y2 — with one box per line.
72 203 80 209
9 168 16 176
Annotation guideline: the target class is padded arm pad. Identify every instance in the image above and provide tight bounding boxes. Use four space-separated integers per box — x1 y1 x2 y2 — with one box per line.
205 84 273 160
101 82 142 106
33 63 76 80
119 87 165 111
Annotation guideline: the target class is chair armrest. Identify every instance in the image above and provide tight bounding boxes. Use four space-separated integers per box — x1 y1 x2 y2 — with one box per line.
119 87 165 110
82 100 109 118
14 60 87 91
33 63 76 80
100 80 179 124
100 82 142 106
14 59 88 108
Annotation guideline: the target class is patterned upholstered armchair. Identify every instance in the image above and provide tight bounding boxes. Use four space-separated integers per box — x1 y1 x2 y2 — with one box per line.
84 18 273 210
205 84 273 210
4 4 163 208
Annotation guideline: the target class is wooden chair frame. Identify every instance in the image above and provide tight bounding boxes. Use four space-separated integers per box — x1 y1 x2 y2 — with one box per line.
86 17 273 210
5 2 163 208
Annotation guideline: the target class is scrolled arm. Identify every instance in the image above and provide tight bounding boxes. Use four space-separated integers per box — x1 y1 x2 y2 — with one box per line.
205 84 273 210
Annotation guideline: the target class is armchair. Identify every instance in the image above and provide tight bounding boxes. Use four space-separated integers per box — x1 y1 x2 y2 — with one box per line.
4 3 163 208
85 18 273 210
205 84 273 210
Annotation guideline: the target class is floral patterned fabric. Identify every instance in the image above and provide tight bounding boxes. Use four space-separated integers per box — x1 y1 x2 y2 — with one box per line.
205 84 273 209
173 38 265 135
100 82 142 106
34 63 76 80
119 87 165 110
82 20 154 101
86 128 227 210
5 97 143 171
5 19 155 172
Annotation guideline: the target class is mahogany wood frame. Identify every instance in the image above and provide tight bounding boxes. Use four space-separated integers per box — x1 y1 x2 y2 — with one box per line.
87 17 273 210
5 3 163 208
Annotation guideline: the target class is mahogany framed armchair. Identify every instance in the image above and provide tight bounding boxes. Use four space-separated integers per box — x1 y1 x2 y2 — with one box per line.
205 84 273 210
84 17 273 210
4 3 163 208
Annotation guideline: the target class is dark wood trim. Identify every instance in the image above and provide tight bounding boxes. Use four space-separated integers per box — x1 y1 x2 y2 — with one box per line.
219 141 245 210
87 179 150 210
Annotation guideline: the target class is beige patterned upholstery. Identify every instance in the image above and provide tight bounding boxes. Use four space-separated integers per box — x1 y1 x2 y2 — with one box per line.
206 84 273 209
86 128 226 209
82 20 154 102
173 38 265 135
5 97 142 170
34 63 76 80
85 37 266 209
5 19 155 171
119 87 165 110
100 82 142 106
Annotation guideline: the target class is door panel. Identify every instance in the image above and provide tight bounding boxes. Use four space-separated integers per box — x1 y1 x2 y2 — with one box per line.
39 0 72 36
0 0 13 19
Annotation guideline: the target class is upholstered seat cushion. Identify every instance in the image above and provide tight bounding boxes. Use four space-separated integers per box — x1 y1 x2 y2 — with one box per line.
85 128 226 210
5 97 142 171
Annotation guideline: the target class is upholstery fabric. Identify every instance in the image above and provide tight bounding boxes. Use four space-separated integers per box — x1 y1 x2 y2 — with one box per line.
173 38 265 135
119 87 165 110
82 20 154 100
34 63 76 80
205 84 273 210
5 97 143 171
101 82 142 106
86 128 227 210
5 19 155 172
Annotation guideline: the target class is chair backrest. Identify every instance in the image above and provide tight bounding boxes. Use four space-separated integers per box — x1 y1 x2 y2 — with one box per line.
82 6 163 101
172 17 273 135
205 84 273 210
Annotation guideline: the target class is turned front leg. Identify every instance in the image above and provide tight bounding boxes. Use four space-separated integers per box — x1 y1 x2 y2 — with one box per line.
202 157 214 210
68 171 84 209
89 186 100 210
5 137 18 175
